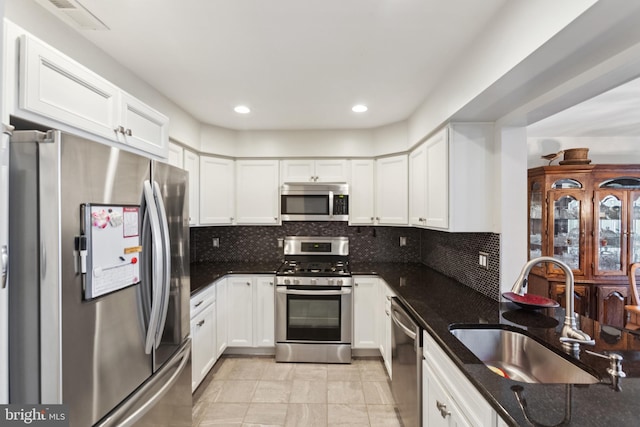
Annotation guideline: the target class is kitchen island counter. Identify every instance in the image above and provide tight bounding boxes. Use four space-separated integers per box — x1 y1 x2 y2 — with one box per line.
192 260 640 426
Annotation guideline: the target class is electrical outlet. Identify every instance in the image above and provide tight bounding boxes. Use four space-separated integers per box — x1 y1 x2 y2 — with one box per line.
212 237 220 248
399 236 407 247
479 252 489 269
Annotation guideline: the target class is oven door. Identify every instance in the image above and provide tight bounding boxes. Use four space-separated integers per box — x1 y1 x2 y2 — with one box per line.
275 285 352 344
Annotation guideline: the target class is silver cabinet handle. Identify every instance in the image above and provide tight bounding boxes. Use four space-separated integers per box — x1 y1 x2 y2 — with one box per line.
436 401 451 418
197 320 205 327
194 301 203 308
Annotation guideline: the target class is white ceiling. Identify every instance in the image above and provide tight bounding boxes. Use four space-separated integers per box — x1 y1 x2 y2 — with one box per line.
527 75 640 138
35 0 510 131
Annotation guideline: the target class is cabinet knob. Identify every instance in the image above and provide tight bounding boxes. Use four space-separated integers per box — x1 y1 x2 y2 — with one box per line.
246 282 251 286
436 401 451 418
274 217 278 221
269 282 273 286
230 217 234 221
125 128 132 136
194 301 203 308
197 320 205 327
370 217 374 221
355 283 359 286
115 125 125 134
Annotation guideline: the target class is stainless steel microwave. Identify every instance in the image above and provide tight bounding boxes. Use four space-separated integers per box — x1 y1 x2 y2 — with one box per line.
280 183 349 221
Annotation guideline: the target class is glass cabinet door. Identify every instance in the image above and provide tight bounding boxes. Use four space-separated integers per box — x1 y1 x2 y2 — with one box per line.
549 191 583 274
594 191 624 275
630 192 640 264
529 181 543 261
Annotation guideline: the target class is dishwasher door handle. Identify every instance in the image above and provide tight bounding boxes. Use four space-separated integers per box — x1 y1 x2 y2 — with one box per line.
390 306 417 340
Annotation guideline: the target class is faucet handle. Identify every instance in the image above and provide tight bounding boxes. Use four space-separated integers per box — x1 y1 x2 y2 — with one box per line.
560 336 596 346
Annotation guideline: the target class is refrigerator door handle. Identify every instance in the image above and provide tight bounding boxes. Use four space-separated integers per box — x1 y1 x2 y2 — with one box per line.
1 245 7 289
142 180 164 354
94 338 191 427
152 181 171 347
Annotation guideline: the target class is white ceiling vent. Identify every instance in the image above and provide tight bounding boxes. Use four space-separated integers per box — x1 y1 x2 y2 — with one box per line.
35 0 110 31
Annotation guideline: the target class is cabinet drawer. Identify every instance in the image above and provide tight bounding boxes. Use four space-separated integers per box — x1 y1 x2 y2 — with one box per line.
191 285 216 318
423 331 494 427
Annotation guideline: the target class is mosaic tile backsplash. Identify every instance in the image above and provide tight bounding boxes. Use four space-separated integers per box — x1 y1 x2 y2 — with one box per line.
190 223 501 300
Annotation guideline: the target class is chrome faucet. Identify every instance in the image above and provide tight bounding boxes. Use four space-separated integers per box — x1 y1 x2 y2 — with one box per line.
511 256 595 353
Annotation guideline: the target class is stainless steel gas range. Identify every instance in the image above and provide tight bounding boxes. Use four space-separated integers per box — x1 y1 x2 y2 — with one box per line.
275 236 352 363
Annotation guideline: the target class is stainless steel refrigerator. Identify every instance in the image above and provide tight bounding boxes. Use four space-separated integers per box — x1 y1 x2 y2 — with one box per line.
7 129 191 426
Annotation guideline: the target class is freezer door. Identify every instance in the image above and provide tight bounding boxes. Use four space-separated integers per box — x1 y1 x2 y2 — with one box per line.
150 161 190 370
8 130 153 426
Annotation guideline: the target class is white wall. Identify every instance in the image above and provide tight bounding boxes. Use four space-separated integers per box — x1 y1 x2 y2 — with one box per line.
200 121 408 158
4 0 201 150
407 0 597 146
528 137 640 168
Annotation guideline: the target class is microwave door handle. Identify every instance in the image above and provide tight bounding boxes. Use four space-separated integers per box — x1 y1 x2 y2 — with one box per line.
328 190 334 218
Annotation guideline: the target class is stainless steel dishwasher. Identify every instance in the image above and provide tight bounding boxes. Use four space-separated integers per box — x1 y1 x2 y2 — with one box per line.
390 297 422 427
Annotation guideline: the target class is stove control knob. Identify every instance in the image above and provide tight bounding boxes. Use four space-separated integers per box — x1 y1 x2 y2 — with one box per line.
293 279 300 285
337 279 343 286
310 278 317 285
328 279 335 286
284 279 291 285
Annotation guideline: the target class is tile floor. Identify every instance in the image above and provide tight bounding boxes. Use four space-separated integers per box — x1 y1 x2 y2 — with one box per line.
192 356 402 427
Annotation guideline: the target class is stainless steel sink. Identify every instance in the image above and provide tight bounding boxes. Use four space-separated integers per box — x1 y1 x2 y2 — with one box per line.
450 326 599 384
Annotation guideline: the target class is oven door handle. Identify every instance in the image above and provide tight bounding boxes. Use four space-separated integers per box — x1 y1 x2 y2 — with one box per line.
276 287 352 296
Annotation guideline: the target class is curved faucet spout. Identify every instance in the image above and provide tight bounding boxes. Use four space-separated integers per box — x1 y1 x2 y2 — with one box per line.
511 256 594 353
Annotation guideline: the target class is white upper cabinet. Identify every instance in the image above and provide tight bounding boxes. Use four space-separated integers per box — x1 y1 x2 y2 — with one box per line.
424 124 494 232
19 34 119 141
349 159 375 225
199 156 235 225
375 154 408 225
15 31 169 159
281 159 349 183
116 91 169 158
183 149 200 226
167 142 184 168
409 142 428 227
424 128 449 229
235 160 280 225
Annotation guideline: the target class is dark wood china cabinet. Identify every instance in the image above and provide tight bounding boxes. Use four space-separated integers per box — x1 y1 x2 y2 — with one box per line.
527 165 640 328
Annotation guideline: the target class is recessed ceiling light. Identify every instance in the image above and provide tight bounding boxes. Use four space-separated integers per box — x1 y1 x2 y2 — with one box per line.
234 105 251 114
352 104 368 113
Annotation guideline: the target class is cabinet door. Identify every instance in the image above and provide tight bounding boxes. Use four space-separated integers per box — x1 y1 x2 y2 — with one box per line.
184 149 200 226
118 91 169 158
199 156 234 225
349 159 375 225
19 34 119 141
409 142 427 227
425 128 449 229
548 189 587 277
314 159 349 182
191 303 216 392
235 160 280 225
352 277 380 349
423 360 472 427
375 155 408 225
597 285 628 328
254 277 275 347
281 160 315 183
552 284 591 318
167 143 184 168
226 276 253 347
215 279 228 357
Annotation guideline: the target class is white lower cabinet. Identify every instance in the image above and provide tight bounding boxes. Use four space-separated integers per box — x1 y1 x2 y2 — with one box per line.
381 283 395 378
352 276 380 349
190 286 217 392
423 331 498 427
226 275 275 348
215 278 228 357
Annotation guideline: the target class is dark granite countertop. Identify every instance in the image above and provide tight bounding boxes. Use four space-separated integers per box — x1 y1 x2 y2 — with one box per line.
190 261 279 294
191 261 640 426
